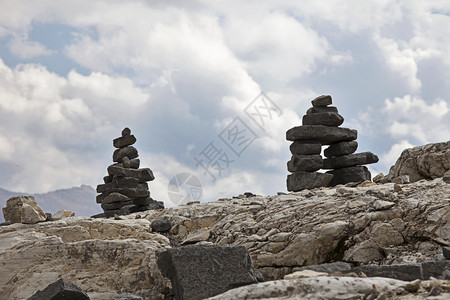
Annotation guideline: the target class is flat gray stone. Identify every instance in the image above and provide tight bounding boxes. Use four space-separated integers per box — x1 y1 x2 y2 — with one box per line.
311 95 332 107
323 152 379 169
287 172 333 192
286 125 357 145
302 112 344 127
107 165 155 182
112 146 138 163
156 245 263 300
113 135 136 149
324 141 358 158
290 140 322 155
293 262 352 274
102 192 129 204
326 166 371 186
287 155 323 172
306 106 338 114
101 200 134 210
352 264 422 281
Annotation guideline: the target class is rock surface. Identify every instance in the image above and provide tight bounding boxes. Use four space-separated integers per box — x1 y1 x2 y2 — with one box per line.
206 276 450 300
386 141 450 182
1 178 449 299
0 218 171 300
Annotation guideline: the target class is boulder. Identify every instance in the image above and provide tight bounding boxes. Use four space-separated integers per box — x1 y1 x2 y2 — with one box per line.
324 141 358 158
289 140 322 155
311 95 332 107
323 152 379 169
2 196 46 224
386 141 450 182
156 245 263 300
27 278 89 300
151 217 172 233
286 125 357 145
302 112 344 127
287 155 323 172
286 172 333 191
326 166 371 186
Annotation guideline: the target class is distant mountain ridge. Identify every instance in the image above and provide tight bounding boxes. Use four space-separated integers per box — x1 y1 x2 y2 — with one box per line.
0 185 101 222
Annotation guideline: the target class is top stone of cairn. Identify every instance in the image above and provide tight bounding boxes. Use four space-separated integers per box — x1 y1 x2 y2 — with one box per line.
113 127 137 148
311 95 332 107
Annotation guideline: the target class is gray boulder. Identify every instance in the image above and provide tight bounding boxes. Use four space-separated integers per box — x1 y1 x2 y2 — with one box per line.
386 141 450 182
156 245 263 300
27 278 89 300
2 196 47 224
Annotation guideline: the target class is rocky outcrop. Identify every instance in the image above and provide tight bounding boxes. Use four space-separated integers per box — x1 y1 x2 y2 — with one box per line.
2 196 47 224
0 217 171 300
286 95 379 191
96 128 164 217
385 141 450 183
1 178 449 299
206 275 450 299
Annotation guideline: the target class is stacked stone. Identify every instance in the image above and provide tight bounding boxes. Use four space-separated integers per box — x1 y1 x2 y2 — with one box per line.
96 128 164 217
286 95 379 191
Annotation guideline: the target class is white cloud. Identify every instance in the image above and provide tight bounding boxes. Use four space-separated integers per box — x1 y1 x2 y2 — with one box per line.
8 34 54 59
382 95 449 143
0 58 155 192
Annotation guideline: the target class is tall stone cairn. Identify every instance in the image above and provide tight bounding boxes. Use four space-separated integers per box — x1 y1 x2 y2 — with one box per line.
286 95 379 191
96 128 164 217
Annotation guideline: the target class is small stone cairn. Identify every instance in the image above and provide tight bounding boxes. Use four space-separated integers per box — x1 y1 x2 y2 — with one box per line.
286 95 379 191
96 128 164 217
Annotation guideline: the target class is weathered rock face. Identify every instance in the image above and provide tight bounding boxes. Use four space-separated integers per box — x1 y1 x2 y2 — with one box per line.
150 178 449 281
0 218 171 300
2 196 47 224
1 178 449 299
206 275 450 300
386 141 450 182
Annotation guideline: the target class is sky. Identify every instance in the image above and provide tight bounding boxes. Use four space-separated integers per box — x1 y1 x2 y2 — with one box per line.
0 0 449 208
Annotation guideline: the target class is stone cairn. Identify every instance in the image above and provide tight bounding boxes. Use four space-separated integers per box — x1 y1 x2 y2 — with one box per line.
286 95 379 191
96 128 164 217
